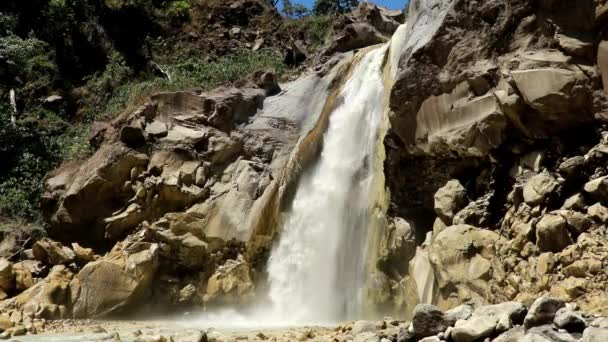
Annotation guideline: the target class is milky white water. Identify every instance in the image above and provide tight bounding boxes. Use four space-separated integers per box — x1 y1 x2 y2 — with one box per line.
264 45 389 325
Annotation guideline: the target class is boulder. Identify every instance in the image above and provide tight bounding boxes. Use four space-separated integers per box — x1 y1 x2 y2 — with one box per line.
523 173 559 206
472 302 527 332
205 258 254 304
71 241 159 318
558 210 592 236
563 259 602 278
583 327 608 342
71 243 95 264
411 304 455 339
554 308 587 333
327 23 388 54
428 225 499 305
524 297 566 329
378 217 416 277
587 203 608 222
0 258 14 292
561 193 586 211
32 239 75 265
550 277 587 301
583 176 608 200
535 214 573 253
434 179 468 225
451 315 498 342
351 321 379 335
537 253 556 275
0 265 73 320
599 40 608 93
511 68 590 126
12 260 43 291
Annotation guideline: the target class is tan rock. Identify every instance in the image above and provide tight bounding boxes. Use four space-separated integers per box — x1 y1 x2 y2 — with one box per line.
584 176 608 200
434 180 468 225
522 173 558 206
428 225 498 306
205 258 254 304
588 203 608 222
558 210 592 236
563 259 602 278
71 241 159 318
536 214 573 253
12 261 43 291
550 277 587 301
536 253 556 275
0 258 14 292
599 40 608 93
0 265 73 320
71 243 95 264
32 239 75 266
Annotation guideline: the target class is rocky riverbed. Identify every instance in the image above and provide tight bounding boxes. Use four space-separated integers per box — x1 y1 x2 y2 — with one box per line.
4 297 608 341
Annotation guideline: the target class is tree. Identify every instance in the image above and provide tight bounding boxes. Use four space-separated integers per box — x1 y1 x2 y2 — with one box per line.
312 0 358 15
292 3 309 18
282 0 293 16
264 0 280 8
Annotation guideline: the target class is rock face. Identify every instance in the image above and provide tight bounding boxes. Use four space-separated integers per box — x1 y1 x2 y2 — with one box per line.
71 240 159 318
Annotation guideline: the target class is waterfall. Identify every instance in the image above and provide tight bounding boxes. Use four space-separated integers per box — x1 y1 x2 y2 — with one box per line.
265 45 390 325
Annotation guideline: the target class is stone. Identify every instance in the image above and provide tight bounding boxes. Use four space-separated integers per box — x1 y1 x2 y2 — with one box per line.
473 302 527 332
550 277 587 301
561 194 586 210
32 239 75 265
559 156 585 175
418 337 440 342
120 124 146 148
537 253 556 275
428 225 498 305
445 304 474 322
535 214 573 253
434 179 468 224
205 258 254 304
554 308 587 333
599 40 608 93
526 325 579 342
352 321 378 335
0 314 13 332
523 173 559 206
451 315 498 342
396 327 413 342
71 241 159 318
563 259 602 277
0 258 14 292
584 176 608 199
587 203 608 222
145 121 168 138
583 327 608 342
327 22 388 54
71 243 95 264
411 304 454 339
558 210 592 236
524 297 566 329
12 260 43 291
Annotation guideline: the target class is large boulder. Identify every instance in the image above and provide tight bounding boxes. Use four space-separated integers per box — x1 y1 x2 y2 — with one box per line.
70 240 159 318
524 297 566 329
451 315 498 342
32 239 75 266
428 225 499 307
412 304 455 339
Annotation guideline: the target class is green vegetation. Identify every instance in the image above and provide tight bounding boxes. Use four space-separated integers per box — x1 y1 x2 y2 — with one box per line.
284 15 333 48
312 0 359 15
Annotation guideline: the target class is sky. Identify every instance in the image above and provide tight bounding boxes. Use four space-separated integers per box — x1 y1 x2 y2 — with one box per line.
280 0 407 10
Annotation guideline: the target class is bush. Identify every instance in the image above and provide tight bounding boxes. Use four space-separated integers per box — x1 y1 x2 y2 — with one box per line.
284 15 333 48
86 48 287 120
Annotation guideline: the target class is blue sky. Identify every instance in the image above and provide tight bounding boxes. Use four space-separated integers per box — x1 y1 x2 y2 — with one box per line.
280 0 407 10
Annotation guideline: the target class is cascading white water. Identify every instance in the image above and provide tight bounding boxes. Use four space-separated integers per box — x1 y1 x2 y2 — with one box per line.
265 45 389 325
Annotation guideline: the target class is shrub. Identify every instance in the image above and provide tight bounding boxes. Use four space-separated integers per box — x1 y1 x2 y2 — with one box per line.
284 15 333 48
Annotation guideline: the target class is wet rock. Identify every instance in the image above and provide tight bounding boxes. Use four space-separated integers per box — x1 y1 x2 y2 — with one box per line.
536 214 573 253
434 179 468 225
524 297 566 329
327 23 387 54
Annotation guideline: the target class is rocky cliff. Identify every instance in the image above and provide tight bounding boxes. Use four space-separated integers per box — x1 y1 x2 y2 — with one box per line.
1 0 608 340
